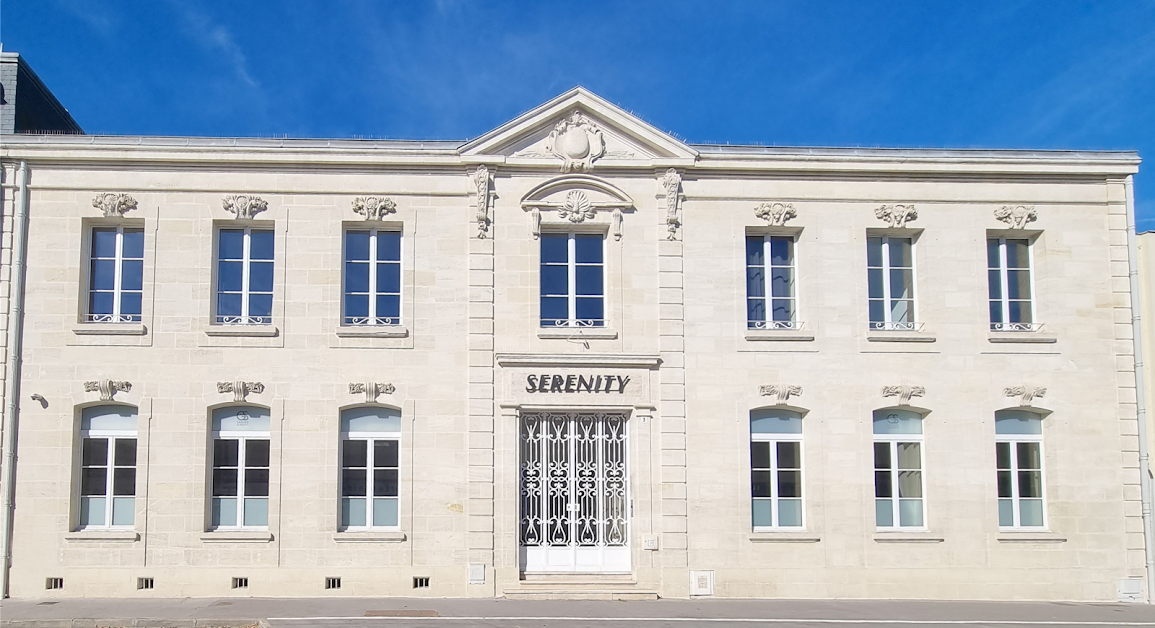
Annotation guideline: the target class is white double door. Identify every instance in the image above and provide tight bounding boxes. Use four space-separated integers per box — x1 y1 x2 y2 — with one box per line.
519 411 630 573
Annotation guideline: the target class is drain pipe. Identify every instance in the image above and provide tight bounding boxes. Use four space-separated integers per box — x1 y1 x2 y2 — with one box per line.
1125 175 1155 602
0 160 30 599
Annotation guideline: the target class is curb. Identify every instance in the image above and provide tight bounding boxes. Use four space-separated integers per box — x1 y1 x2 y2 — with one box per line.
0 620 261 628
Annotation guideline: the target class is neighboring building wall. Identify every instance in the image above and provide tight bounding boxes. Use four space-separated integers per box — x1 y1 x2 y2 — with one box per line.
0 53 83 135
1138 232 1155 486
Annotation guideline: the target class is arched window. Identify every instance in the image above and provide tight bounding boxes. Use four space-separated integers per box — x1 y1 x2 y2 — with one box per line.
78 405 138 529
340 406 401 530
210 406 270 529
873 409 925 529
750 408 803 529
995 409 1045 528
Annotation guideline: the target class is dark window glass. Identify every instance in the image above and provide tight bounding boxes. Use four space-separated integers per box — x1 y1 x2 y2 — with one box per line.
745 236 764 266
343 440 368 468
212 469 238 496
778 470 801 498
81 467 107 496
375 440 399 468
751 470 772 498
249 231 274 260
574 235 602 263
345 231 370 261
245 440 270 468
342 468 367 497
245 468 270 497
374 469 399 496
114 439 137 466
540 234 568 263
777 442 800 469
82 438 108 466
377 231 401 261
218 230 244 260
750 442 770 469
213 439 239 468
113 468 136 496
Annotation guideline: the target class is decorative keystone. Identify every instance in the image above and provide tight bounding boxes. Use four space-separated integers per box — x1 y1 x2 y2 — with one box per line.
349 382 395 403
84 379 132 401
217 380 265 402
92 193 138 218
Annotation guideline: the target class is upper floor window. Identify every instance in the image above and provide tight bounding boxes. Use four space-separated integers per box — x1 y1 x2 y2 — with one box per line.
750 409 803 529
78 406 137 529
88 227 144 323
873 409 925 529
210 406 270 529
540 232 604 328
995 410 1045 528
988 238 1035 331
216 228 273 325
340 407 401 530
746 235 797 330
344 229 401 326
867 236 916 331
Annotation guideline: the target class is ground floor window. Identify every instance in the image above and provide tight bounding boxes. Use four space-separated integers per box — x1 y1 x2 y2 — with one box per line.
210 406 270 529
340 406 401 529
750 408 803 529
996 409 1046 528
78 405 138 529
873 408 925 528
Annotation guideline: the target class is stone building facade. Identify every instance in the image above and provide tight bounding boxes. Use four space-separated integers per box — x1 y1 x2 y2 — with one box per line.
0 88 1147 601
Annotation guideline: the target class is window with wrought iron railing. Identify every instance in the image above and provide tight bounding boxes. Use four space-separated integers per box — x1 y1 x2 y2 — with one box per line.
87 226 144 323
215 228 274 325
540 232 604 328
343 229 402 326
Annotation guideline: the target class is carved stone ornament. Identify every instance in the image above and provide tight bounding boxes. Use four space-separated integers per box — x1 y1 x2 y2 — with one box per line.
351 196 397 221
349 381 396 404
546 111 606 172
222 195 268 220
662 169 683 241
92 193 138 218
881 385 925 406
759 384 802 405
473 166 493 238
217 380 265 403
557 190 597 223
1004 385 1046 406
84 379 132 402
994 205 1037 229
754 202 796 227
875 204 918 228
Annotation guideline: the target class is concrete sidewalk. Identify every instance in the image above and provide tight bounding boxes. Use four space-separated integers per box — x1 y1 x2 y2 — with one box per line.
2 597 1155 628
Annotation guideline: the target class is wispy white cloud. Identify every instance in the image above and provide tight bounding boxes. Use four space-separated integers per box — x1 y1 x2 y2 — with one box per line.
166 0 259 88
51 0 118 38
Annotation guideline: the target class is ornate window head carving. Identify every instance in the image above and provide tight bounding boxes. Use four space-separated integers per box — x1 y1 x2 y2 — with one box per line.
217 380 265 402
349 382 395 404
557 190 596 223
1003 385 1046 406
994 205 1037 229
754 202 796 227
92 193 138 218
84 379 132 402
546 111 606 172
222 195 268 220
881 385 925 406
351 196 397 221
759 384 802 405
875 204 918 228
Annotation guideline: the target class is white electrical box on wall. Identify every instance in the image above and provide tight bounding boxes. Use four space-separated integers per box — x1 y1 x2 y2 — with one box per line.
1117 578 1144 602
468 563 486 585
689 570 714 596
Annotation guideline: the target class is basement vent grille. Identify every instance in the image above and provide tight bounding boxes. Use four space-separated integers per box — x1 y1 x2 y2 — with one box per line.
45 578 64 590
231 577 249 589
413 576 430 589
325 577 342 590
137 577 154 590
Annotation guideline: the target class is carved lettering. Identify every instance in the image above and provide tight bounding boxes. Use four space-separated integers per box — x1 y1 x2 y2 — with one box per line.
524 373 632 394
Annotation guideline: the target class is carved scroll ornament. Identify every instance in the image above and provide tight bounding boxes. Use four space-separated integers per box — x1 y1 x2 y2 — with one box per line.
92 193 138 218
546 112 606 172
217 380 265 402
875 204 918 228
754 202 796 227
994 205 1037 229
351 196 397 221
759 384 802 405
473 166 493 238
881 385 925 406
84 379 131 401
1004 385 1046 406
349 381 395 403
662 169 683 240
222 195 268 220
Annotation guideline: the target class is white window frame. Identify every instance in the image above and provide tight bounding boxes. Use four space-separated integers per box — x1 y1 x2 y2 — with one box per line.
868 235 918 331
746 234 799 330
873 428 927 530
87 225 144 323
339 428 402 531
78 427 137 530
996 426 1047 530
750 430 804 530
215 226 274 325
988 236 1039 331
342 228 403 326
540 232 606 328
210 429 270 530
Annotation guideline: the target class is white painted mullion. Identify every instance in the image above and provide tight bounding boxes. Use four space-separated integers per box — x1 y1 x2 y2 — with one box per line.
880 237 893 324
999 238 1011 324
240 229 252 321
769 438 779 527
763 237 771 322
368 230 378 322
104 437 116 526
891 441 900 527
237 436 247 527
1008 438 1021 528
366 436 375 526
568 234 577 325
112 228 124 318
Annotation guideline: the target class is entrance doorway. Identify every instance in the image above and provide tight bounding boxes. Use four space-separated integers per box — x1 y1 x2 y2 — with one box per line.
519 411 630 573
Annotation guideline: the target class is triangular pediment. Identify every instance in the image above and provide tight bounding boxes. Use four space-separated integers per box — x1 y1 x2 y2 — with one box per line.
460 87 697 168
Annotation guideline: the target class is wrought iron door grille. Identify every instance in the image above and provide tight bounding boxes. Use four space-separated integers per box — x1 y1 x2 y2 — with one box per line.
519 412 627 549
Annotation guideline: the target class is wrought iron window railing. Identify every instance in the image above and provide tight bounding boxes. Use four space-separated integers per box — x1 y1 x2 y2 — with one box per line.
748 320 803 331
215 315 273 326
85 313 142 323
343 316 402 326
991 322 1042 332
869 320 923 332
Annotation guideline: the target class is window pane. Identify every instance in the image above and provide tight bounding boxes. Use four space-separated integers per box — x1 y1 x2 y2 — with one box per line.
889 239 912 267
998 499 1014 526
898 499 923 527
771 299 794 322
81 467 107 496
540 234 568 264
376 295 400 319
778 499 802 527
377 262 401 294
541 265 568 296
574 235 602 264
575 265 603 296
345 231 370 261
343 468 367 497
541 297 568 323
249 231 274 261
345 261 369 293
249 261 274 292
875 471 893 498
212 497 237 527
120 292 142 317
83 438 108 466
212 469 238 497
575 297 604 323
868 299 885 323
987 239 1000 268
1018 470 1042 498
114 439 137 466
874 442 891 469
89 292 114 316
92 228 118 258
751 411 803 434
875 499 893 527
81 496 107 527
1007 270 1031 300
777 470 801 498
995 412 1043 434
746 236 764 266
374 469 399 497
345 294 369 319
111 497 134 526
874 410 923 434
867 237 883 267
1017 442 1041 470
1019 499 1044 526
747 298 766 324
217 293 242 317
373 498 399 527
245 468 270 497
1009 301 1032 324
750 442 770 469
989 301 1003 324
897 442 921 470
997 470 1013 498
343 440 368 468
751 470 772 498
889 269 913 299
769 237 792 266
777 442 800 469
342 497 367 527
214 439 239 467
890 299 913 323
374 440 399 468
1005 240 1029 269
377 232 401 261
246 440 270 468
751 499 773 527
248 294 273 319
112 468 136 496
898 470 922 498
746 267 766 298
90 259 116 291
122 229 144 259
243 498 268 526
121 260 143 291
342 407 401 432
217 261 243 292
867 269 884 299
988 269 1003 300
769 267 793 298
218 230 245 260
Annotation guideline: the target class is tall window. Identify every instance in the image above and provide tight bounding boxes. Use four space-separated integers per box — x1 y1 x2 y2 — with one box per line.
210 406 270 529
87 226 144 323
340 407 401 529
78 406 137 529
746 235 797 329
873 409 925 528
867 236 916 330
996 410 1045 528
216 228 274 325
750 409 803 529
344 229 401 326
540 232 604 328
988 238 1035 331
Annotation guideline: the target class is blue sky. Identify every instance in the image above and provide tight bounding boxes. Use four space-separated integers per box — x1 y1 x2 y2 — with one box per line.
4 1 1155 228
